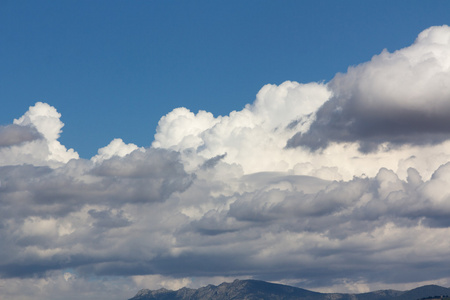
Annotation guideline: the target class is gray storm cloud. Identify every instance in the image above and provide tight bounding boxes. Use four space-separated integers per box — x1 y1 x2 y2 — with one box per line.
3 26 450 300
288 25 450 152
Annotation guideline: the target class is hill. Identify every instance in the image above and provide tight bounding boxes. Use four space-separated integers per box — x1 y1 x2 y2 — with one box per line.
128 279 450 300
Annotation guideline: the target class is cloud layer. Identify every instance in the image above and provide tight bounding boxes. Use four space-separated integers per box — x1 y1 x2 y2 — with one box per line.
2 26 450 300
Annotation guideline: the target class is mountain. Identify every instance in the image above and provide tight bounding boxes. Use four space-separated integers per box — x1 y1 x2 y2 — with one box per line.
128 279 450 300
395 285 450 300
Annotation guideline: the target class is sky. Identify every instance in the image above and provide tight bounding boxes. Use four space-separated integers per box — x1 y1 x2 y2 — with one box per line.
1 1 450 300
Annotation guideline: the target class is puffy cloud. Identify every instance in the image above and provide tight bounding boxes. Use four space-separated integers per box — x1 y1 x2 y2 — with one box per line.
153 81 331 174
91 138 142 163
0 102 78 167
288 25 450 152
155 165 450 289
14 102 79 162
152 74 450 183
5 25 450 300
0 146 193 280
0 124 42 147
140 25 450 292
15 102 63 141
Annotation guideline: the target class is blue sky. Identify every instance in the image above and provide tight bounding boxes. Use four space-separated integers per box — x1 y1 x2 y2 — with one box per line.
3 2 450 300
2 0 449 158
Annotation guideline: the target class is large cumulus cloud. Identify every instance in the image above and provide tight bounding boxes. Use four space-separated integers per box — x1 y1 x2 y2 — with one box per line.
153 81 332 174
288 25 450 152
0 102 79 166
4 26 450 300
0 104 193 283
145 164 450 289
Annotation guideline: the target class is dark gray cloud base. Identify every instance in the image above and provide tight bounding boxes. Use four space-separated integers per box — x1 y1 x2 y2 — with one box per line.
0 124 42 147
2 160 450 288
0 148 193 278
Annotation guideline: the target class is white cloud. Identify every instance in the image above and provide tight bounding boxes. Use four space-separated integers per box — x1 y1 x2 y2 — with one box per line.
0 102 79 166
289 25 450 152
92 138 143 163
14 102 63 142
3 25 450 300
153 81 331 174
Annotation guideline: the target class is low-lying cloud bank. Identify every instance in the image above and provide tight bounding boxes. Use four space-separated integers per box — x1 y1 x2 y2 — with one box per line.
2 26 450 300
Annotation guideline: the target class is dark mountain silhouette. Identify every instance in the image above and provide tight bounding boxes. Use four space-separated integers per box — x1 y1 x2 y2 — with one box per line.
395 285 450 300
128 279 450 300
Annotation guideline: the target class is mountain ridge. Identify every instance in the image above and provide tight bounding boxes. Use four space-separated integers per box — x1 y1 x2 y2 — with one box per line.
128 279 450 300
